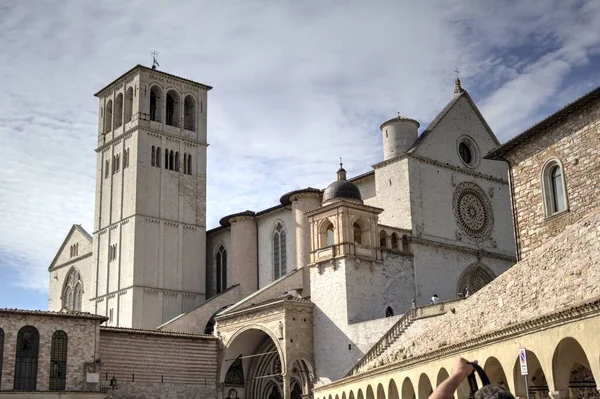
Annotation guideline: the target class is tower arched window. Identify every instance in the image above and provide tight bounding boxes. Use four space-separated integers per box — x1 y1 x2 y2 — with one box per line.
156 147 161 168
385 306 394 317
320 221 335 248
62 269 83 311
273 223 287 280
169 150 174 170
166 90 180 127
542 159 568 217
187 154 192 175
114 93 123 128
150 86 162 122
183 153 188 174
124 87 133 123
353 222 362 245
104 99 113 133
104 160 109 179
184 95 196 131
151 145 156 166
216 245 227 294
402 235 410 254
379 230 387 248
391 233 399 250
175 151 180 172
49 331 68 391
164 148 169 169
14 326 39 391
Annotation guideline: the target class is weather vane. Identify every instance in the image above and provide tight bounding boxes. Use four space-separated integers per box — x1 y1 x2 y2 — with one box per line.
339 157 343 168
454 68 460 78
151 51 160 70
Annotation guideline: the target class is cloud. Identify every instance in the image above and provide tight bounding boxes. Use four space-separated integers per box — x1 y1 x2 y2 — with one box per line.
1 0 599 296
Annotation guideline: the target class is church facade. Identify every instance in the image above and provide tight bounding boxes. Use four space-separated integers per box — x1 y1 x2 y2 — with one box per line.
41 65 519 398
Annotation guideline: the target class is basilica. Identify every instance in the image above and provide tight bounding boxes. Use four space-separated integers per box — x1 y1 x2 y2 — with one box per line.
1 64 598 399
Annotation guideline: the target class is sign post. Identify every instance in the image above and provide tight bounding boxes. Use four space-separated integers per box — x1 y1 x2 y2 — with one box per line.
519 348 530 399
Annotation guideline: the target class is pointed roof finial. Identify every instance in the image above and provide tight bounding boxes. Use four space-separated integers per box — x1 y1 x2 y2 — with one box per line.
337 157 347 181
340 157 343 169
151 50 160 70
454 68 463 95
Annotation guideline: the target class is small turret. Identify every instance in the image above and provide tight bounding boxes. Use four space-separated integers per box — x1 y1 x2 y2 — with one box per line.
379 115 420 161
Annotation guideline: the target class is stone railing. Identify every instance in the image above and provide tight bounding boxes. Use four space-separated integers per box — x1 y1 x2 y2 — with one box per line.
346 298 465 377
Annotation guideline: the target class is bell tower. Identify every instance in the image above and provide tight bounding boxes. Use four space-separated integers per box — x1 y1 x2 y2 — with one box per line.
91 64 212 328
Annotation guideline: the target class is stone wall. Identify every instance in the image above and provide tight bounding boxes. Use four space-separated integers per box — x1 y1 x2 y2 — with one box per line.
98 327 217 399
0 310 104 392
505 96 600 259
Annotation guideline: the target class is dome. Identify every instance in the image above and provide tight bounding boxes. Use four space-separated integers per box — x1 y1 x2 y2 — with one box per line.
322 167 363 204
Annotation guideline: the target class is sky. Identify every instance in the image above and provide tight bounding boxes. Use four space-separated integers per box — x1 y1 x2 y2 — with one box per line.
1 0 600 310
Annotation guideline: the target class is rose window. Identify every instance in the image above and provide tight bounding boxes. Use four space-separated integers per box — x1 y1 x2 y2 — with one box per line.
453 182 494 240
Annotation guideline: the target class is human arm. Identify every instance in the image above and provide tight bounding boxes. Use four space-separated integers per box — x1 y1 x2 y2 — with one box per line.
429 357 476 399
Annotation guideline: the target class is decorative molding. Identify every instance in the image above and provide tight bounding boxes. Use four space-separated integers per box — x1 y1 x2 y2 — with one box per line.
411 237 515 262
50 252 93 271
411 154 508 184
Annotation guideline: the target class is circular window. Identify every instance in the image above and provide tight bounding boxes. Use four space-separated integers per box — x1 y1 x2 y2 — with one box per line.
457 137 479 168
452 182 494 241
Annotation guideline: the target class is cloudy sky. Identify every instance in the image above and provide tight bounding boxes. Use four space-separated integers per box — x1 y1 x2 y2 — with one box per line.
1 0 599 310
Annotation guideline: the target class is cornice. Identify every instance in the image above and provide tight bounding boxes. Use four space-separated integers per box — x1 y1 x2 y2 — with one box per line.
93 213 205 235
372 154 409 170
411 237 516 262
410 154 508 184
95 126 208 153
89 285 204 301
305 199 384 217
316 296 600 391
49 252 93 272
216 297 313 323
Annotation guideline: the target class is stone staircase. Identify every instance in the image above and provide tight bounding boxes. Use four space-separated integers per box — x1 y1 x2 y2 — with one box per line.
346 298 465 377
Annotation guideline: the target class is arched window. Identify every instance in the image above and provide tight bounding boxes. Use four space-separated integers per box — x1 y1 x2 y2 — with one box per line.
175 151 180 172
187 154 192 175
353 222 362 245
49 331 68 391
0 327 4 389
104 99 113 133
542 159 568 217
14 326 39 391
385 306 394 317
184 95 196 131
402 235 410 254
216 245 227 294
169 150 174 170
124 87 133 123
379 230 387 248
166 90 180 127
225 356 244 385
391 233 399 250
114 93 123 128
183 153 188 174
104 160 109 179
156 147 161 168
457 263 495 296
62 269 83 311
151 145 156 166
150 86 162 122
165 148 169 169
273 223 287 279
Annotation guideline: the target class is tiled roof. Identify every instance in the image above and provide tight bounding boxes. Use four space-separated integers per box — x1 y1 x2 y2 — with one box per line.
100 326 217 339
0 308 108 321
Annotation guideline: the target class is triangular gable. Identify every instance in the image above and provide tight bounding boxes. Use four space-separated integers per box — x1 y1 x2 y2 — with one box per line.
408 90 500 154
48 224 93 271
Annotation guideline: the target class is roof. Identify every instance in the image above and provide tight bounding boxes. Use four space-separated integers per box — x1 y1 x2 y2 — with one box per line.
407 90 499 153
48 224 93 271
486 85 600 160
380 115 420 131
280 187 322 206
0 308 108 321
216 294 312 320
94 64 213 97
100 326 216 339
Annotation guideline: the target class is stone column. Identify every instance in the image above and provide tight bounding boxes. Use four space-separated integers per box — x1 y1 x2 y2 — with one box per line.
548 390 569 399
282 372 292 399
290 191 321 297
228 213 258 299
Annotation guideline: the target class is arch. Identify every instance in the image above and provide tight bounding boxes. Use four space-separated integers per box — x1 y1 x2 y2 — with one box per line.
114 93 123 128
104 99 113 133
342 392 348 399
357 389 365 399
388 379 400 399
169 150 174 170
350 391 356 399
187 153 192 175
366 385 375 399
379 230 387 248
402 235 410 254
166 89 180 127
484 356 509 388
377 383 386 399
151 145 156 166
149 85 162 122
353 221 363 245
436 368 449 387
216 245 227 294
456 263 495 297
292 383 303 399
175 151 180 172
541 158 568 217
62 268 83 311
49 330 68 391
401 377 415 399
335 395 340 399
224 355 244 385
319 219 335 248
385 306 394 317
391 233 399 251
165 148 169 169
273 222 287 280
124 86 133 123
418 373 433 399
184 94 196 131
156 146 161 168
14 325 39 391
552 337 597 396
512 349 547 398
